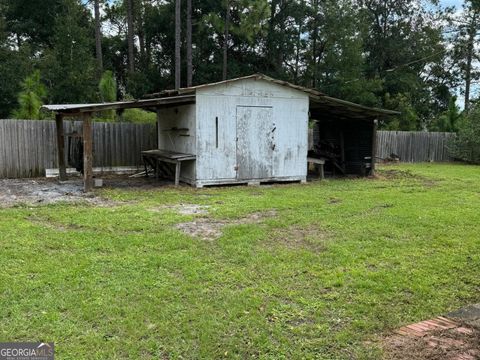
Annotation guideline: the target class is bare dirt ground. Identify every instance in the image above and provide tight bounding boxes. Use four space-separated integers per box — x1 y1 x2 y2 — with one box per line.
175 210 278 240
0 176 164 208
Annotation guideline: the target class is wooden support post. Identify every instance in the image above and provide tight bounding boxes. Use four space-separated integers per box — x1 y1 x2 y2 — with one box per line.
175 161 181 186
339 130 345 169
371 119 378 175
55 114 67 181
83 112 94 192
319 163 325 180
156 108 161 149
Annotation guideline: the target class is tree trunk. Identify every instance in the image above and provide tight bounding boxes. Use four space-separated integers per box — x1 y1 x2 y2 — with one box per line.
311 0 319 88
94 0 103 76
186 0 193 86
276 0 285 71
464 18 477 112
295 2 304 83
138 2 146 68
175 0 182 89
223 0 230 81
267 0 277 71
127 0 135 73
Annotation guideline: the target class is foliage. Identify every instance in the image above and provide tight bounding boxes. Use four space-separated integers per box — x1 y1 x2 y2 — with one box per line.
449 0 480 111
0 164 479 358
451 106 480 163
40 0 97 105
99 70 117 120
383 93 418 131
99 70 117 103
430 96 462 132
0 0 477 128
11 70 47 120
121 108 156 123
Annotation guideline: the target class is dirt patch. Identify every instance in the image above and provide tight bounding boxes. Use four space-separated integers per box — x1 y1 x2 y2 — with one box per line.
0 176 156 208
267 224 329 252
384 325 480 360
27 215 85 232
175 210 278 240
328 197 342 205
150 204 210 216
376 169 438 188
377 169 419 180
0 178 85 207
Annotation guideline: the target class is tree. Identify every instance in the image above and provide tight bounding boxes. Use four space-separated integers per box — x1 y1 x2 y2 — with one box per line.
359 0 451 129
186 0 193 86
223 0 229 80
126 0 135 73
11 70 47 120
94 0 104 75
451 0 480 112
430 96 462 132
99 70 117 120
175 0 181 89
0 0 32 117
41 0 97 104
451 105 480 163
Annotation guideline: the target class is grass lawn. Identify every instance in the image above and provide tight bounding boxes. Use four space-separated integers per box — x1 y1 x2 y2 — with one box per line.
0 163 479 359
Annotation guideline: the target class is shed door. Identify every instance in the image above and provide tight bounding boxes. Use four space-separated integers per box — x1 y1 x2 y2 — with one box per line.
236 106 275 180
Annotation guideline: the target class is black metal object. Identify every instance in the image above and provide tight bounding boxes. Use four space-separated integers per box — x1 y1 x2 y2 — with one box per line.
67 132 84 174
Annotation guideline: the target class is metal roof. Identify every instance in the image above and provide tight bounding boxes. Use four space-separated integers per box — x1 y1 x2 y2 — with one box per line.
146 73 399 119
147 73 326 98
42 74 399 120
41 95 195 115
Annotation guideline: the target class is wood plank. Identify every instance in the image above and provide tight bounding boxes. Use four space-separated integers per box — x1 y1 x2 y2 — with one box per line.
83 113 94 192
55 114 67 180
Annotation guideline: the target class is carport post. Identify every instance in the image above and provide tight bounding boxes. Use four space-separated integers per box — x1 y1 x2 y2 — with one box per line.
55 113 67 181
371 119 378 175
83 112 94 192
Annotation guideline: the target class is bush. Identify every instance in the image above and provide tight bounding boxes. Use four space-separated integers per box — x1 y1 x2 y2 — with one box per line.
451 107 480 164
121 108 156 123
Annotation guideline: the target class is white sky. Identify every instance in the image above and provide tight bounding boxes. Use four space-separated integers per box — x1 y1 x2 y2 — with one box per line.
440 0 463 7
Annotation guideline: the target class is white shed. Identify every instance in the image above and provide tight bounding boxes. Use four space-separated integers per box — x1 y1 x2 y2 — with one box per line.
154 74 310 187
42 73 398 192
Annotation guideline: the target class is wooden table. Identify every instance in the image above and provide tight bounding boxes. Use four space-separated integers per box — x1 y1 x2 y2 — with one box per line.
307 157 326 179
142 149 196 186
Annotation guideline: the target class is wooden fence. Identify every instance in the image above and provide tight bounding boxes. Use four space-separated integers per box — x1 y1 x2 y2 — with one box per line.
0 119 157 178
0 121 457 179
376 130 456 163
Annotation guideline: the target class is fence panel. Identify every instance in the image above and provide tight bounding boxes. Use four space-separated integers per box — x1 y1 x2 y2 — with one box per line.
375 130 456 163
1 122 457 179
0 119 157 178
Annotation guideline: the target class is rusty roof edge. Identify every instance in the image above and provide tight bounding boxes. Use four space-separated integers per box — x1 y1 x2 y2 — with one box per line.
145 73 326 98
41 95 196 113
311 95 401 117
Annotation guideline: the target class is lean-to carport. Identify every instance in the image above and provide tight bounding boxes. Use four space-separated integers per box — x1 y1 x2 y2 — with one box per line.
42 95 195 192
308 95 399 176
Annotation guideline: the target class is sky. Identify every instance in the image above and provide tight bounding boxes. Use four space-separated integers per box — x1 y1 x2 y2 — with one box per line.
440 0 463 8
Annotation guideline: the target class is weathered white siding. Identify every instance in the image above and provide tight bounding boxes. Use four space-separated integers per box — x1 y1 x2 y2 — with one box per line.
195 78 309 186
157 104 196 182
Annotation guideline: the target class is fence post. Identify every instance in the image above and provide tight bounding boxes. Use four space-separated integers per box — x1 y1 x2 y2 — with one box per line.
83 113 94 192
55 114 67 180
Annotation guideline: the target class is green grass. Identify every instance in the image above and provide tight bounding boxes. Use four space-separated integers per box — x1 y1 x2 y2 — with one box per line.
1 163 479 359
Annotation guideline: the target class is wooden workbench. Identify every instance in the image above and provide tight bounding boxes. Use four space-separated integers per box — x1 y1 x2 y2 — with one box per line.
307 157 326 179
142 149 196 186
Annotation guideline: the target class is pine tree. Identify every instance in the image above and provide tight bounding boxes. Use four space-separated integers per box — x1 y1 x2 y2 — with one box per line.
12 70 47 120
